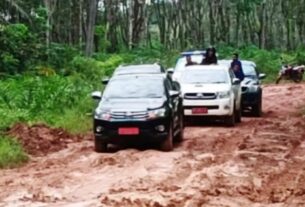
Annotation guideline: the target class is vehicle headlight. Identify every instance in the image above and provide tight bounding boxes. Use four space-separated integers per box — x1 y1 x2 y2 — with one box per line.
247 85 258 92
94 109 111 120
148 108 166 119
218 91 231 99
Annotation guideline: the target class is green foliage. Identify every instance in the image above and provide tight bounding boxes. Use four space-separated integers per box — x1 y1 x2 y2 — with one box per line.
68 56 105 80
0 24 37 74
0 136 28 168
0 75 94 132
100 55 127 76
46 43 79 72
95 25 111 52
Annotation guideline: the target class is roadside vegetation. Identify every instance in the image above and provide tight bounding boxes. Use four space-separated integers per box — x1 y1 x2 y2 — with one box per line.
0 136 28 168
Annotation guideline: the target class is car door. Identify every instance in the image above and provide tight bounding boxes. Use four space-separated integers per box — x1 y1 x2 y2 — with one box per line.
165 79 180 130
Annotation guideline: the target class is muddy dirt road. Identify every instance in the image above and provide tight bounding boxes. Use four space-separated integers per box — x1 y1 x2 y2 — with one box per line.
1 84 305 207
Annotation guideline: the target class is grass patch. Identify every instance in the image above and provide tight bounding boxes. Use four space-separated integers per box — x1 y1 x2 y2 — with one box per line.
0 136 28 168
53 109 92 134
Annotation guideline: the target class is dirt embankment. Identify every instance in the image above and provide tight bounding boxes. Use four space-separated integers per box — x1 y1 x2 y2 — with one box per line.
8 123 90 156
1 83 305 207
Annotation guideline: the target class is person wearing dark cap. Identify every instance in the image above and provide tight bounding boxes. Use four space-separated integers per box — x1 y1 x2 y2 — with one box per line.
230 53 245 81
201 47 218 65
185 55 197 66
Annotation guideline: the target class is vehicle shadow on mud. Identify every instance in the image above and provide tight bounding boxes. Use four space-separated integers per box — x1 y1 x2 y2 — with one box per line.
185 117 233 127
104 141 182 153
184 112 266 127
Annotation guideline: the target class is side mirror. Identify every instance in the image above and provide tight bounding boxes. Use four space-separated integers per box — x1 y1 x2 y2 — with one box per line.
91 91 102 100
259 73 266 79
169 90 180 98
167 68 174 75
232 78 241 85
102 77 110 85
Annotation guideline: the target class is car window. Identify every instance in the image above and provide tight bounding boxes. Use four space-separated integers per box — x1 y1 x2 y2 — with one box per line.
181 70 229 84
175 55 204 71
104 77 165 99
243 65 257 77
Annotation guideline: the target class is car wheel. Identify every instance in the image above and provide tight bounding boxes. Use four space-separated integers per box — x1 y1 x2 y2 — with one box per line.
252 95 262 117
94 137 107 153
294 76 302 83
160 125 173 151
225 107 236 127
175 116 184 142
235 106 242 123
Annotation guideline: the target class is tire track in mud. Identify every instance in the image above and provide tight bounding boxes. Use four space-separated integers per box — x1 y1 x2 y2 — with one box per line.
1 83 305 207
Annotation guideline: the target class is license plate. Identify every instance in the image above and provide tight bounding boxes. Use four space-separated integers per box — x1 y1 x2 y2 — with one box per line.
192 108 208 114
118 127 139 135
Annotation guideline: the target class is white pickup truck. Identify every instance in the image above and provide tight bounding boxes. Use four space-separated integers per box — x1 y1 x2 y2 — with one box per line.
179 65 242 126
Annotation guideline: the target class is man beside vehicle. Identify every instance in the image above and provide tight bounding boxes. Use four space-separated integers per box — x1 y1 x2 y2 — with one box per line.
231 53 245 81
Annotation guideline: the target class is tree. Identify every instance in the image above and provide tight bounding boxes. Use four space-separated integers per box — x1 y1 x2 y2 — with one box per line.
85 0 98 56
43 0 57 48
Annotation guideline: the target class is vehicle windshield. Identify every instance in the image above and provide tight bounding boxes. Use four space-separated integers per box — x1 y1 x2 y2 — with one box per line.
181 70 229 84
175 55 204 72
114 66 161 75
103 76 164 99
243 65 257 77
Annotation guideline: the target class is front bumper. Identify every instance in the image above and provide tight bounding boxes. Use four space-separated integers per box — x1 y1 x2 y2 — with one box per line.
183 98 234 116
93 118 170 144
241 92 260 107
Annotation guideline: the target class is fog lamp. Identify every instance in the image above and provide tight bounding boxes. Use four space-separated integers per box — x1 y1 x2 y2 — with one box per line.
96 126 104 133
224 105 231 110
155 125 165 132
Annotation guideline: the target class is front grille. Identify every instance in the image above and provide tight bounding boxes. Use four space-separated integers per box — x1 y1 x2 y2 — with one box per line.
111 111 149 120
184 93 217 100
184 106 219 110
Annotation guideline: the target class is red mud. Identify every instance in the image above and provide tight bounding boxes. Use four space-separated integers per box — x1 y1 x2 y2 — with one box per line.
8 123 88 156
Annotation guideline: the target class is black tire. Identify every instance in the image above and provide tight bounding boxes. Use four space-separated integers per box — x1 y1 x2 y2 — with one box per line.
175 116 184 142
160 125 173 151
294 76 302 83
94 137 107 153
235 106 242 123
252 95 262 117
225 108 236 127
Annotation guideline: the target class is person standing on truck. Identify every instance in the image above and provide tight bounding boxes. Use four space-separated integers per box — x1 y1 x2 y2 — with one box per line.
201 47 217 65
231 53 245 81
185 55 197 66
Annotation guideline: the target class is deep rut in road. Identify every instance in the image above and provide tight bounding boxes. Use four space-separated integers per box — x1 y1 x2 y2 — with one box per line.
1 83 305 207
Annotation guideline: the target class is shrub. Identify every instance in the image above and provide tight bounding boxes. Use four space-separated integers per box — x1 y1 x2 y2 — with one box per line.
0 136 28 168
46 43 79 72
0 75 94 132
68 56 105 80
